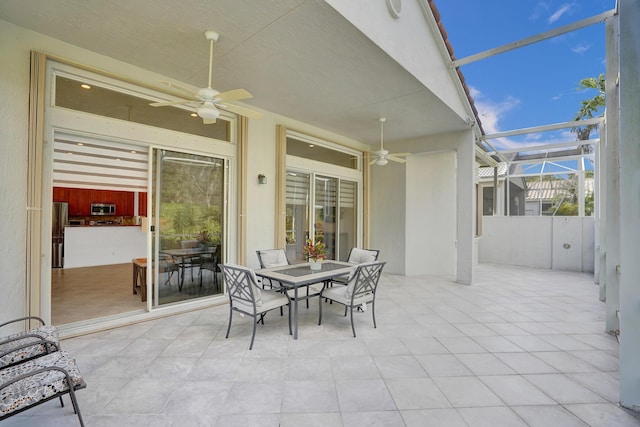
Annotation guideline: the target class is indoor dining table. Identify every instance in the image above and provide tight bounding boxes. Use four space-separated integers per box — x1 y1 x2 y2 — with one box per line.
255 260 354 339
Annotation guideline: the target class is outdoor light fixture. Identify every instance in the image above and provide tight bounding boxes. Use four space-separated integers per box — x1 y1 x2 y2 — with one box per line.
258 174 267 184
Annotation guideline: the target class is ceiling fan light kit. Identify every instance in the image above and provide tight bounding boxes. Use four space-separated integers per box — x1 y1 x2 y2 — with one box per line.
149 29 263 123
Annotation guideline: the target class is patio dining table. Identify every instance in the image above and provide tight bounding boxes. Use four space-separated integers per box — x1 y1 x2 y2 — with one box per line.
255 260 354 339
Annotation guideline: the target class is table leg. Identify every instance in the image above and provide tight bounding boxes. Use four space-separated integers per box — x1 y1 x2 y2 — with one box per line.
132 262 138 295
293 286 299 339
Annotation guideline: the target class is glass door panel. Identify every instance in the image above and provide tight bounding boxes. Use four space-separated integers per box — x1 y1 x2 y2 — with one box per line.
314 175 338 260
338 180 357 261
151 149 225 306
285 172 310 262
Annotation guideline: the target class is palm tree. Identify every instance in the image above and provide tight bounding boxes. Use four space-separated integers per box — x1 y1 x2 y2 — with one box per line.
571 74 606 142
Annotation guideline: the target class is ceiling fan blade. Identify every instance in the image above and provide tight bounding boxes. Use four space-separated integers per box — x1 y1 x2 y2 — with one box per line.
203 118 217 125
216 88 253 102
159 81 197 97
388 156 407 163
149 100 192 107
218 102 264 120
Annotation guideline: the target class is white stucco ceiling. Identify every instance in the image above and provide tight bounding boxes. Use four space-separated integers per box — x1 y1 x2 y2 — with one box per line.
0 0 470 146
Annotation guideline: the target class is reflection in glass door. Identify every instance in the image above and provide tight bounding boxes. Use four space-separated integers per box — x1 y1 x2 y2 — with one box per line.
314 176 338 260
151 149 225 306
285 172 310 262
338 180 357 261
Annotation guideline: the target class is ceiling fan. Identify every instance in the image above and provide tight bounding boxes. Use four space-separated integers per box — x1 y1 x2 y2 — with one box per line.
149 30 263 124
370 118 410 166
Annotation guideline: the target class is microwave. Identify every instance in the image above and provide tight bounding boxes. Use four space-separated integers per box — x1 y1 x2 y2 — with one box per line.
90 203 116 216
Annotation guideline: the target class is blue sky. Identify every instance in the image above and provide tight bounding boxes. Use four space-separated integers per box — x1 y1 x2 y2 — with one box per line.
436 0 615 154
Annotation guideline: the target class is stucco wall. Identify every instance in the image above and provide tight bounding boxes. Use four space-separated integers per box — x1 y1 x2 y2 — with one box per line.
0 20 31 329
479 216 595 272
370 159 406 275
405 151 456 276
370 130 475 280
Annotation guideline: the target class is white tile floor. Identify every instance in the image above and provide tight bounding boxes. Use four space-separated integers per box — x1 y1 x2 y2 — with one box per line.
5 264 640 426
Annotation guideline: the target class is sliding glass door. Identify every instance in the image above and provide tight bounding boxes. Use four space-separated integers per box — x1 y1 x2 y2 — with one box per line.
286 170 358 262
151 149 226 306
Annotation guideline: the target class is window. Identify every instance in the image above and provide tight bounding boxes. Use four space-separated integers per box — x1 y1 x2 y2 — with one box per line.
54 75 231 140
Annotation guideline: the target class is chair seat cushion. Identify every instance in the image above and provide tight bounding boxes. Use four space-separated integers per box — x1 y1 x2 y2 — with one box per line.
0 326 58 368
322 285 372 306
234 288 288 315
0 350 85 417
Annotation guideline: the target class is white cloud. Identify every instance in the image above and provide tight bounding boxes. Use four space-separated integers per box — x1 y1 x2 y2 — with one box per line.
473 88 581 152
525 133 544 141
529 2 550 21
472 88 522 150
571 42 591 54
548 3 573 24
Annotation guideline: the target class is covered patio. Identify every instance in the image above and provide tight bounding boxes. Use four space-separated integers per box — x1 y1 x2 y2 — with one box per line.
5 264 637 426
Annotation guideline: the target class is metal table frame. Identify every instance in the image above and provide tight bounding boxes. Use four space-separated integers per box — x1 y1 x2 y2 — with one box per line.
255 261 354 339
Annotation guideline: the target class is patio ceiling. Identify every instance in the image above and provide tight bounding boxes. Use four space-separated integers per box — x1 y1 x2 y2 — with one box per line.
0 0 471 146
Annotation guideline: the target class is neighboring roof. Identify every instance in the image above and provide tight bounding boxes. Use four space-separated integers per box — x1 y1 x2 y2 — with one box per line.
478 163 508 178
525 178 594 201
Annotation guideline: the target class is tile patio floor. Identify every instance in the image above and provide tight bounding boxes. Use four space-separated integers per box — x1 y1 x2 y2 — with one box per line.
5 264 640 426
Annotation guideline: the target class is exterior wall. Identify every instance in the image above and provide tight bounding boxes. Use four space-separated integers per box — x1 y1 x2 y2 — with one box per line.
0 19 366 325
405 151 456 276
370 160 406 275
479 216 595 272
0 20 31 330
371 130 475 281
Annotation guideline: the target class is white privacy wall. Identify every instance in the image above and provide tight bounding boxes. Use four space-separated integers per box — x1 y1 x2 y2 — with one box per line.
479 216 594 272
405 151 456 276
370 160 406 275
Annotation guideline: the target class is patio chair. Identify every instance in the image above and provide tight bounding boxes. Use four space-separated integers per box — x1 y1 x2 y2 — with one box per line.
220 263 292 350
331 248 380 286
0 346 86 426
0 316 59 369
256 248 324 308
318 261 386 337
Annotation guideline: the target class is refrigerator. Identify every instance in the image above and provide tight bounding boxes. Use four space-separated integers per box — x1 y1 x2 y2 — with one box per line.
52 202 68 268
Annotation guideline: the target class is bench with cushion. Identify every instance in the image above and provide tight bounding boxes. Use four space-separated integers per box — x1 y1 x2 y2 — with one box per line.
0 347 86 426
0 317 59 369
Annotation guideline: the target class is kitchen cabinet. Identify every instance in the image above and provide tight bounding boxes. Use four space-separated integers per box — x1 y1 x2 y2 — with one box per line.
76 189 92 215
53 187 144 216
138 192 147 216
53 187 67 202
